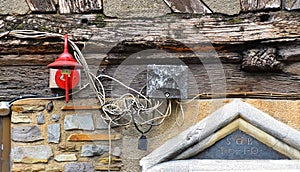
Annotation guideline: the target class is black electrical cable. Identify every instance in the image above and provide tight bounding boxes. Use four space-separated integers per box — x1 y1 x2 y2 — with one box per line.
132 110 154 151
8 95 59 106
132 112 154 135
131 99 159 135
7 83 90 107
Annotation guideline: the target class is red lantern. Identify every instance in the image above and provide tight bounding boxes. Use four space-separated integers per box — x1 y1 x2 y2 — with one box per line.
48 34 83 103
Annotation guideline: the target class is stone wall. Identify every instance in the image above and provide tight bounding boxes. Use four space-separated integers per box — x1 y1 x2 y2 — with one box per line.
9 98 300 171
2 0 300 16
11 99 122 172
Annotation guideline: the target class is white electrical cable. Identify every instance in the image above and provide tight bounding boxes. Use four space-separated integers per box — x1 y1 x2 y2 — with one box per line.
0 30 172 127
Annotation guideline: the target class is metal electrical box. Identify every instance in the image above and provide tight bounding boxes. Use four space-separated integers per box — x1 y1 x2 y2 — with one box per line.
146 65 188 99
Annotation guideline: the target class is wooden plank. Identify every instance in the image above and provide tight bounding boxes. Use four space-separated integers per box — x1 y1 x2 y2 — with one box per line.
26 0 56 12
0 118 2 171
95 165 122 171
99 157 122 164
0 64 99 101
0 62 299 101
1 117 10 172
67 133 121 141
59 0 102 14
0 54 56 66
61 105 102 111
0 38 84 55
0 66 50 101
1 12 300 52
99 63 300 97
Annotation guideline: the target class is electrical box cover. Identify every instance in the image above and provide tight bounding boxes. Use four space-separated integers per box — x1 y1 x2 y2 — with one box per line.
146 65 188 99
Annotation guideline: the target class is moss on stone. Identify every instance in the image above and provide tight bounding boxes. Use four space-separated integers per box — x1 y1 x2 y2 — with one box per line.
93 14 106 28
227 17 243 23
15 23 25 30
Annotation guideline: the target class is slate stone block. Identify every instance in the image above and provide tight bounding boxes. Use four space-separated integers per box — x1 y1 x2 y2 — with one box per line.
36 112 45 125
55 153 77 162
81 144 109 157
12 126 43 142
94 113 108 129
112 147 122 157
12 105 44 113
51 114 61 122
64 162 94 172
12 145 53 163
64 114 95 131
48 123 61 143
11 113 31 124
58 144 77 152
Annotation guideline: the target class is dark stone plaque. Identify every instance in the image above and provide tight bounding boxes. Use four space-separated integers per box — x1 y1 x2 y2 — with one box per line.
192 130 289 160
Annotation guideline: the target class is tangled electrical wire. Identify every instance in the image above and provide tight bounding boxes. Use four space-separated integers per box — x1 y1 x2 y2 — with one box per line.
1 30 179 129
68 33 177 129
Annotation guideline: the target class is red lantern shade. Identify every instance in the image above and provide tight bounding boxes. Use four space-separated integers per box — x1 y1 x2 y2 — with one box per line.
47 34 83 69
47 34 83 103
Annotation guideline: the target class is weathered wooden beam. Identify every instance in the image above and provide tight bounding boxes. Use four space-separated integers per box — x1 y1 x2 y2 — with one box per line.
0 62 298 101
0 66 50 101
61 105 102 111
95 165 122 171
94 165 122 171
1 11 300 49
67 133 121 141
197 12 300 44
2 37 299 68
0 54 56 66
0 12 299 66
278 43 300 61
0 38 84 55
98 63 300 97
0 54 108 67
0 64 99 101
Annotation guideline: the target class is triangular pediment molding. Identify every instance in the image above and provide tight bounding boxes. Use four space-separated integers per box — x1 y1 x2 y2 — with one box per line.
140 99 300 171
175 118 300 160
